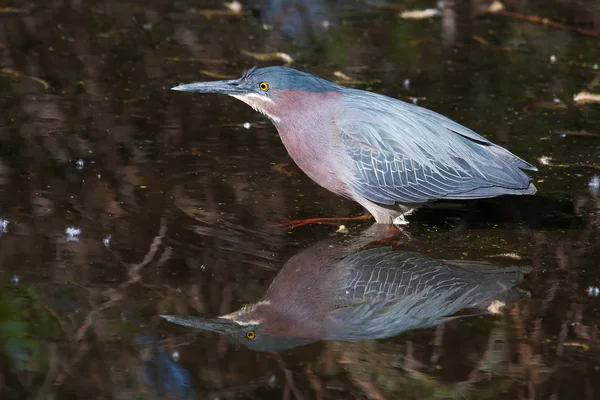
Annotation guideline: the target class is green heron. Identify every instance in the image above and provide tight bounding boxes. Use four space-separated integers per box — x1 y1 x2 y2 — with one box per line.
172 67 537 226
161 226 530 352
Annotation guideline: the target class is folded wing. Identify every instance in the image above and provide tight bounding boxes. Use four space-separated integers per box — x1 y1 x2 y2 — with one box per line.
335 90 537 205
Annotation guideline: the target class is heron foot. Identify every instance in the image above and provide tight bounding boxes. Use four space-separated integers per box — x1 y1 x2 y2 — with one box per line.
392 209 415 226
370 225 413 246
270 213 373 230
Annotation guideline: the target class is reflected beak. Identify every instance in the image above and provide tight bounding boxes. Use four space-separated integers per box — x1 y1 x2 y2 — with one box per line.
171 79 248 95
160 315 241 334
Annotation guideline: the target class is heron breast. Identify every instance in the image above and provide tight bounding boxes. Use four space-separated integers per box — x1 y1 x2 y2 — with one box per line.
273 90 351 197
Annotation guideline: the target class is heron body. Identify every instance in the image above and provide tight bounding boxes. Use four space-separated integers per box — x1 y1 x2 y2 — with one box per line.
161 227 530 352
173 67 537 224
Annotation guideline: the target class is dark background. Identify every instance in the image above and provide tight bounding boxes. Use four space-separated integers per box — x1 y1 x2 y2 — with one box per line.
0 0 599 399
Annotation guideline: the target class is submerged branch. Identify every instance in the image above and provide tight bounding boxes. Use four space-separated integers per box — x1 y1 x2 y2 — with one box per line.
488 8 600 39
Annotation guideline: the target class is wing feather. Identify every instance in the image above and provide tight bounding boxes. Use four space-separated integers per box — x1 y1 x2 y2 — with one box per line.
336 90 536 205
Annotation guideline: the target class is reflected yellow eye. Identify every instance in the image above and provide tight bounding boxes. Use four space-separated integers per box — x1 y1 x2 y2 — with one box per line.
259 82 269 91
246 330 256 340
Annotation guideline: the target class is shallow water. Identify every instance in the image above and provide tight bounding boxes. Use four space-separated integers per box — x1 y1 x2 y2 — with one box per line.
1 0 600 399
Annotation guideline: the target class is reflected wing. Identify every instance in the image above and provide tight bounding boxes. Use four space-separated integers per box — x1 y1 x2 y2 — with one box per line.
336 90 537 204
330 248 529 327
332 248 468 308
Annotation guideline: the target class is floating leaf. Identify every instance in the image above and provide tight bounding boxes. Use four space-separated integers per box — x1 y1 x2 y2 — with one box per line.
335 225 349 234
557 130 599 137
487 300 506 315
472 35 490 46
0 7 30 13
333 71 353 81
272 163 293 177
399 9 440 20
487 1 505 13
563 341 590 351
1 68 50 89
332 71 369 85
573 91 600 104
224 1 242 13
190 8 243 18
487 252 522 260
241 50 294 65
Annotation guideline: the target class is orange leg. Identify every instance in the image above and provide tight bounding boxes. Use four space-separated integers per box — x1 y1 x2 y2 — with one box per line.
269 213 373 229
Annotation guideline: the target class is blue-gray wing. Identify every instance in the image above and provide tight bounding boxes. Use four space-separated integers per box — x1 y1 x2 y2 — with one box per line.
328 248 529 338
336 90 537 205
333 248 528 306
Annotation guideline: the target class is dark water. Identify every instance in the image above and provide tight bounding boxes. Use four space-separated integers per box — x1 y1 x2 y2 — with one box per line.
1 0 600 399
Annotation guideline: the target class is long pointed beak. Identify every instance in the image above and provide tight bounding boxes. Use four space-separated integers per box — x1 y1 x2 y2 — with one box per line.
171 79 247 95
160 315 240 334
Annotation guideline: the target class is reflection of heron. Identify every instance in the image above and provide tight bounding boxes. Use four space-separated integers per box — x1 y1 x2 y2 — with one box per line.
162 226 530 352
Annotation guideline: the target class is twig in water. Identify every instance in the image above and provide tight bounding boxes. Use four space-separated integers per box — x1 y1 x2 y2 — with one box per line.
275 354 305 400
488 8 600 39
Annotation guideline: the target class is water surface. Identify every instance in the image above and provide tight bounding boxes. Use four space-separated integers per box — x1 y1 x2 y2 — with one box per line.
1 0 600 399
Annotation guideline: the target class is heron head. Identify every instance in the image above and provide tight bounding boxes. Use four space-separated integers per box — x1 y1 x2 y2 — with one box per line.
160 300 317 352
171 66 341 123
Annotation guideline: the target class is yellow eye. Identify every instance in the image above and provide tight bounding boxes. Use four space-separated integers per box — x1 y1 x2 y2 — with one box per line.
259 82 269 91
246 330 256 340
